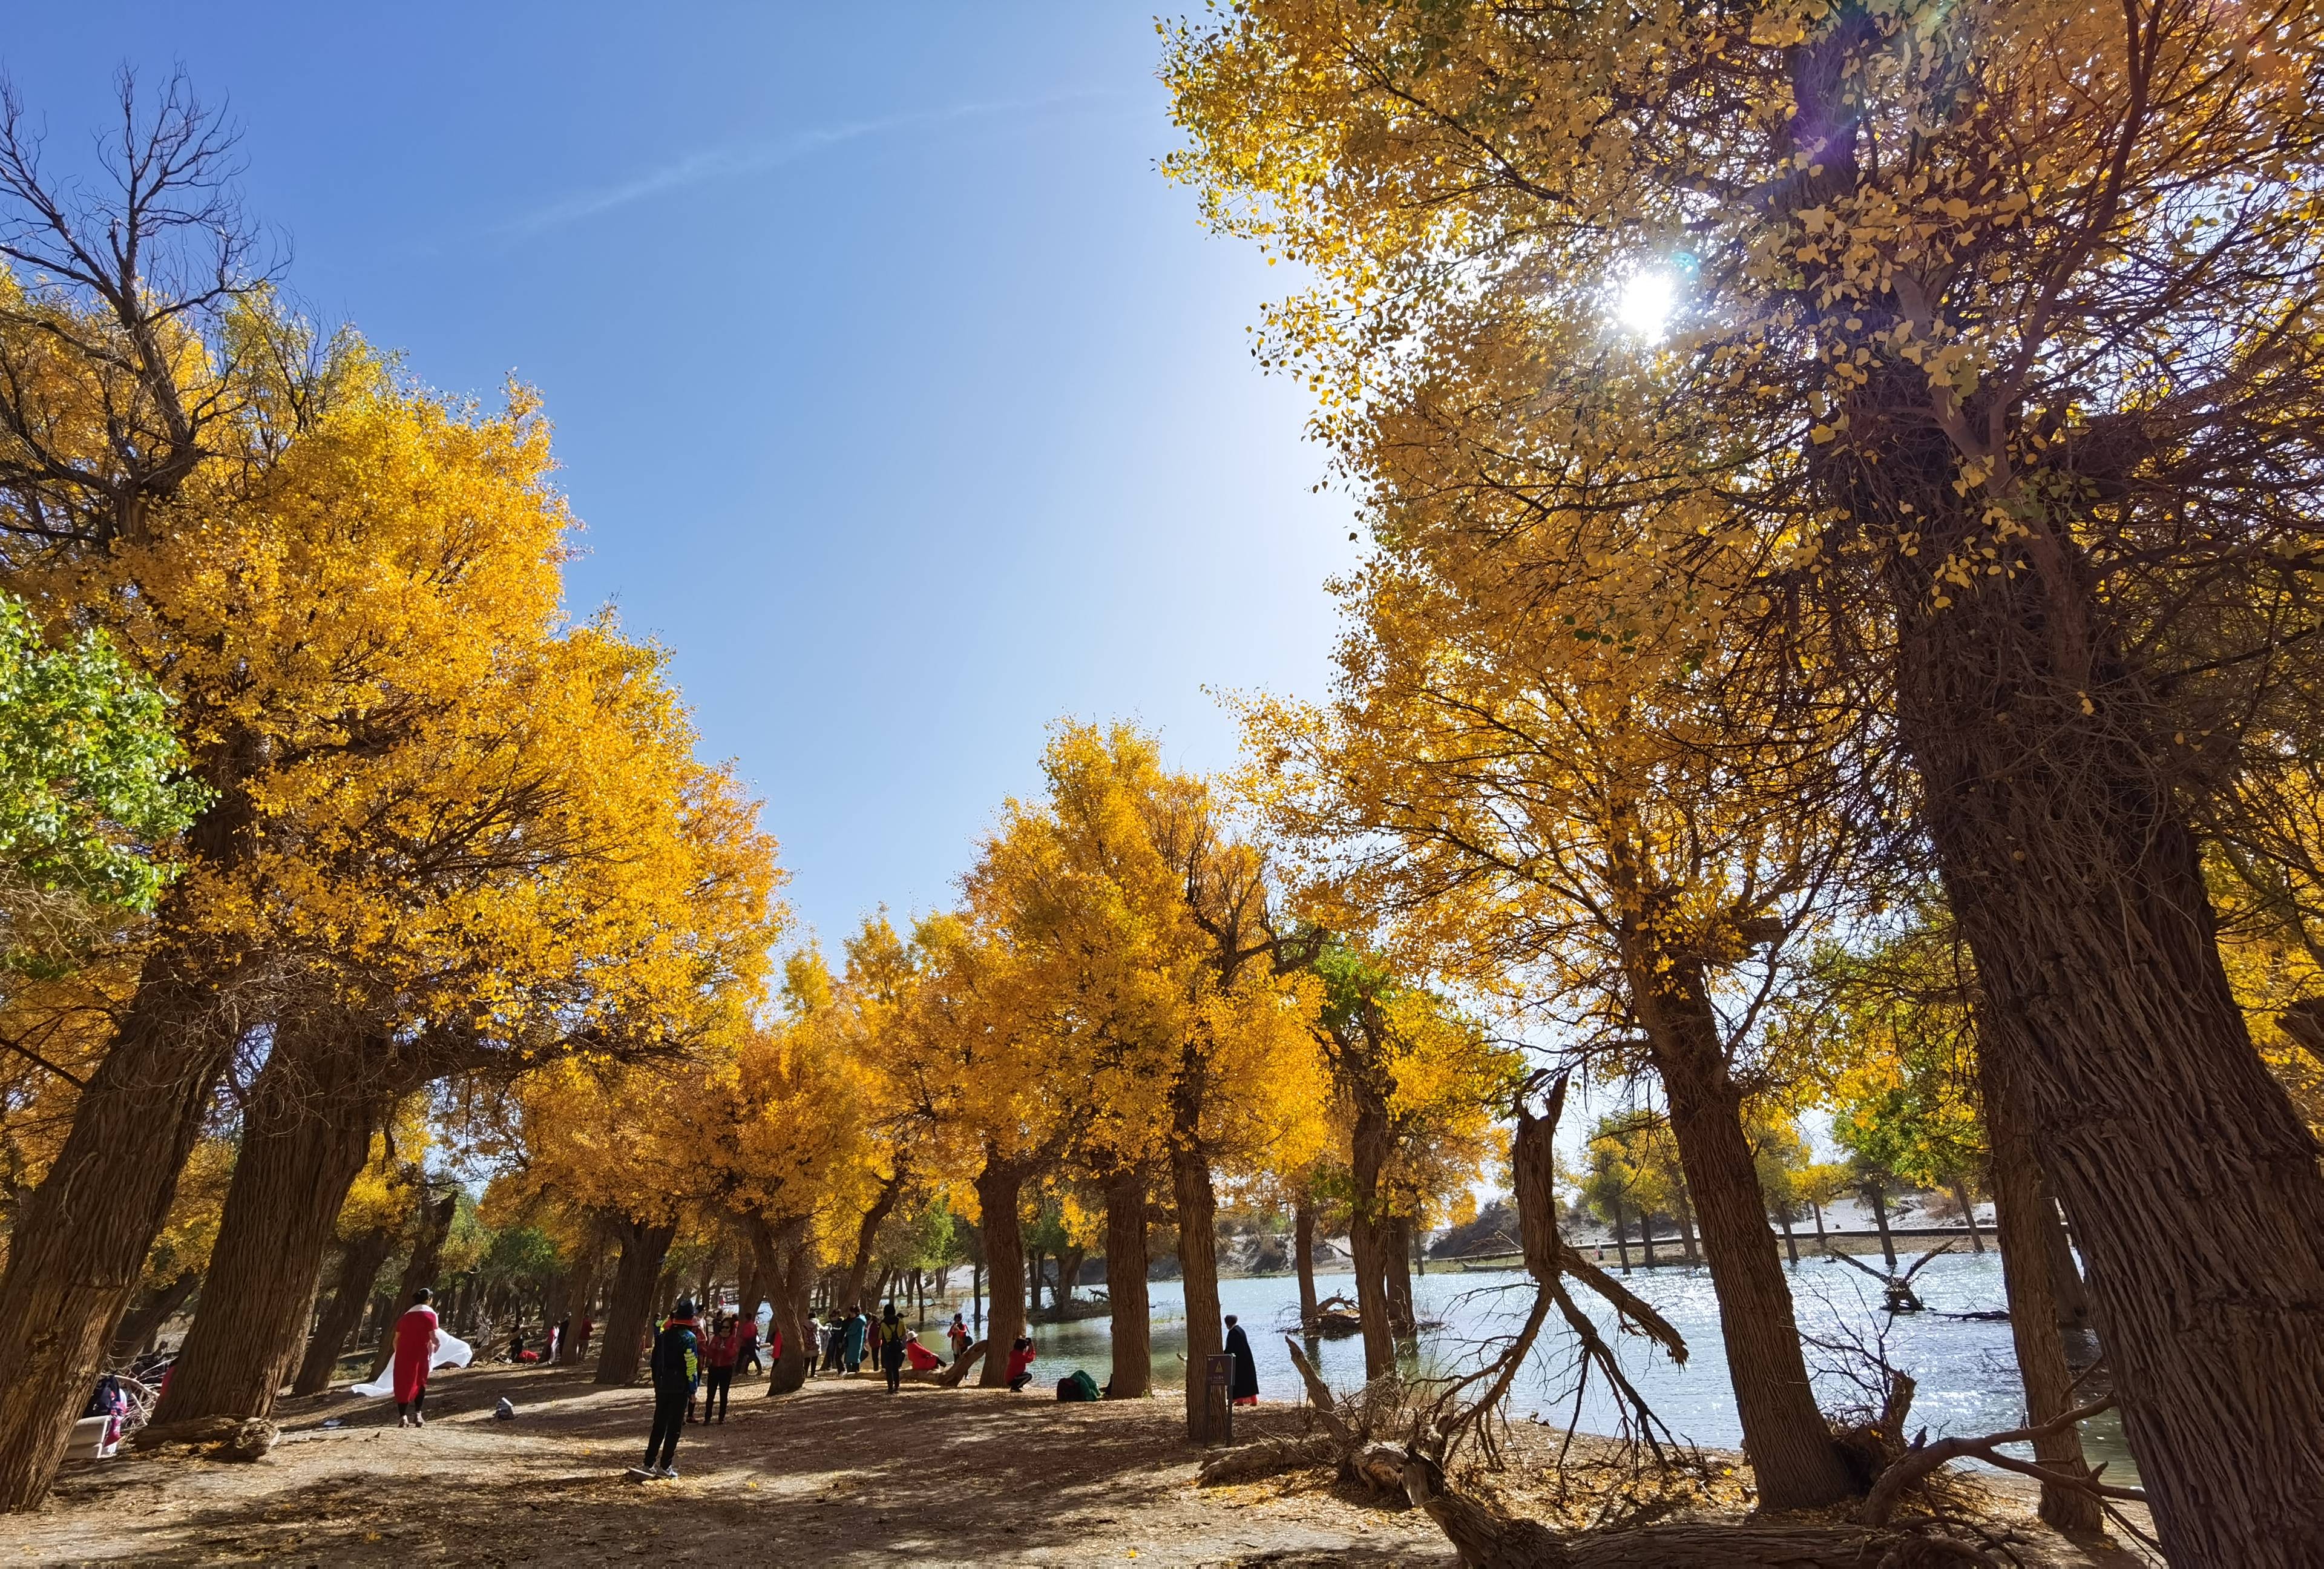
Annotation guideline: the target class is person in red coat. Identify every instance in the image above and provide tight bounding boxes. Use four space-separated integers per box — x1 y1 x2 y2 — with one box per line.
393 1288 442 1427
903 1332 942 1372
1004 1334 1037 1392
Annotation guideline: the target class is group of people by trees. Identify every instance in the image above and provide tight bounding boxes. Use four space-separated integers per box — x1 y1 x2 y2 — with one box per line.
4 2 2324 1561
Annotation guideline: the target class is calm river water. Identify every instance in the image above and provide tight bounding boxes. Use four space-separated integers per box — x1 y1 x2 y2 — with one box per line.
1008 1253 2134 1482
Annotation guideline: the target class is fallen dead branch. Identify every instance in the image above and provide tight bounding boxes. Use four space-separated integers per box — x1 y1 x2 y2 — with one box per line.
1860 1396 2145 1527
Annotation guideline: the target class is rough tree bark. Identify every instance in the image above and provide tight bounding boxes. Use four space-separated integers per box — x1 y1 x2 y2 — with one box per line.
1981 1041 2102 1534
110 1269 200 1364
1609 1201 1632 1273
292 1226 395 1396
1172 1139 1225 1442
370 1191 457 1378
1347 1099 1396 1379
973 1158 1028 1389
1105 1166 1152 1398
153 1030 389 1424
1292 1193 1319 1327
593 1218 677 1386
1382 1212 1418 1334
1620 901 1856 1509
1874 548 2324 1561
0 934 247 1511
1882 557 2324 1562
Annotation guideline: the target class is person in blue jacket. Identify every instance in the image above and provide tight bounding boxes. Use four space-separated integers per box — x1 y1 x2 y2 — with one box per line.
640 1298 702 1478
844 1304 868 1373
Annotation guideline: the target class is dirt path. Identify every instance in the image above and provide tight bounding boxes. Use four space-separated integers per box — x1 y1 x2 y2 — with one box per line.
0 1361 1458 1567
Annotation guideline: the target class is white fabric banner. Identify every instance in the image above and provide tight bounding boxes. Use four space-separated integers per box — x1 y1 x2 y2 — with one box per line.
350 1329 474 1398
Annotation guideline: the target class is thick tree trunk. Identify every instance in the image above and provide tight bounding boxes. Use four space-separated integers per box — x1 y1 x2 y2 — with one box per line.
1382 1212 1418 1334
110 1268 200 1364
1776 1207 1800 1268
1610 1202 1631 1273
0 936 243 1511
1640 1214 1659 1268
1981 1043 2102 1534
153 1034 386 1424
593 1218 677 1386
1624 915 1855 1509
370 1191 458 1378
1171 1141 1224 1442
973 1160 1028 1389
292 1226 395 1396
746 1215 812 1396
1292 1194 1318 1327
1105 1168 1151 1398
1884 541 2324 1563
1347 1101 1396 1380
1055 1245 1085 1309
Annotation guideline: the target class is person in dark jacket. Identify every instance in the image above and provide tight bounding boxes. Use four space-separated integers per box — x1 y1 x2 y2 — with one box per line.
1223 1314 1259 1406
877 1302 907 1394
640 1299 702 1478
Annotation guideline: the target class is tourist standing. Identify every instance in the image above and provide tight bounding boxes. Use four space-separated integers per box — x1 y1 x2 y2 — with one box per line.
947 1312 969 1361
393 1288 442 1427
878 1302 906 1394
701 1312 739 1423
639 1298 702 1479
844 1305 868 1373
1224 1314 1258 1406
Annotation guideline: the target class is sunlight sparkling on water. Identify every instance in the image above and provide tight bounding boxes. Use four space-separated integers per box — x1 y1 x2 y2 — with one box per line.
1017 1252 2134 1482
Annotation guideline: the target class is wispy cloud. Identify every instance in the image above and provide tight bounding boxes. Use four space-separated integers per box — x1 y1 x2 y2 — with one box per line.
502 89 1117 238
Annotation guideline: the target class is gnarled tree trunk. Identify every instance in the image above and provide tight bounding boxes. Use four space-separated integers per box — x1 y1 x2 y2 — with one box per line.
153 1030 387 1425
973 1157 1028 1389
1105 1166 1151 1398
1347 1099 1395 1379
1382 1212 1418 1335
593 1217 677 1386
1172 1139 1224 1442
293 1226 395 1396
1621 904 1855 1510
1883 521 2324 1563
0 934 246 1511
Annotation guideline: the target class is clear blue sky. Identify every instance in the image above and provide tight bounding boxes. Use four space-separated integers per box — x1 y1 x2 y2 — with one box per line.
4 4 1357 949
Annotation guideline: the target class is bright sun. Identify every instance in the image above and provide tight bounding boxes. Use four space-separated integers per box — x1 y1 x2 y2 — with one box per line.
1612 270 1676 339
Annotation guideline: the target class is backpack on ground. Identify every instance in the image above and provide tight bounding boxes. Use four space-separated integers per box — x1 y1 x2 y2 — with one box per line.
1055 1369 1100 1403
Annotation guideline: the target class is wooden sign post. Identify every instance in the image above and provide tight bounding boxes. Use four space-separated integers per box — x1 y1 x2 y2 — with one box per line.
1203 1353 1236 1445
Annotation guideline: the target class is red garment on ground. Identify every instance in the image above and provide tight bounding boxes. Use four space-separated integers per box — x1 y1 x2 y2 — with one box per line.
392 1306 438 1403
904 1339 941 1372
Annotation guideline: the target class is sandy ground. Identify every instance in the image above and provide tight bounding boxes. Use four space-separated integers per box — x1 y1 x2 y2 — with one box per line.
0 1360 2158 1568
0 1361 1460 1567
